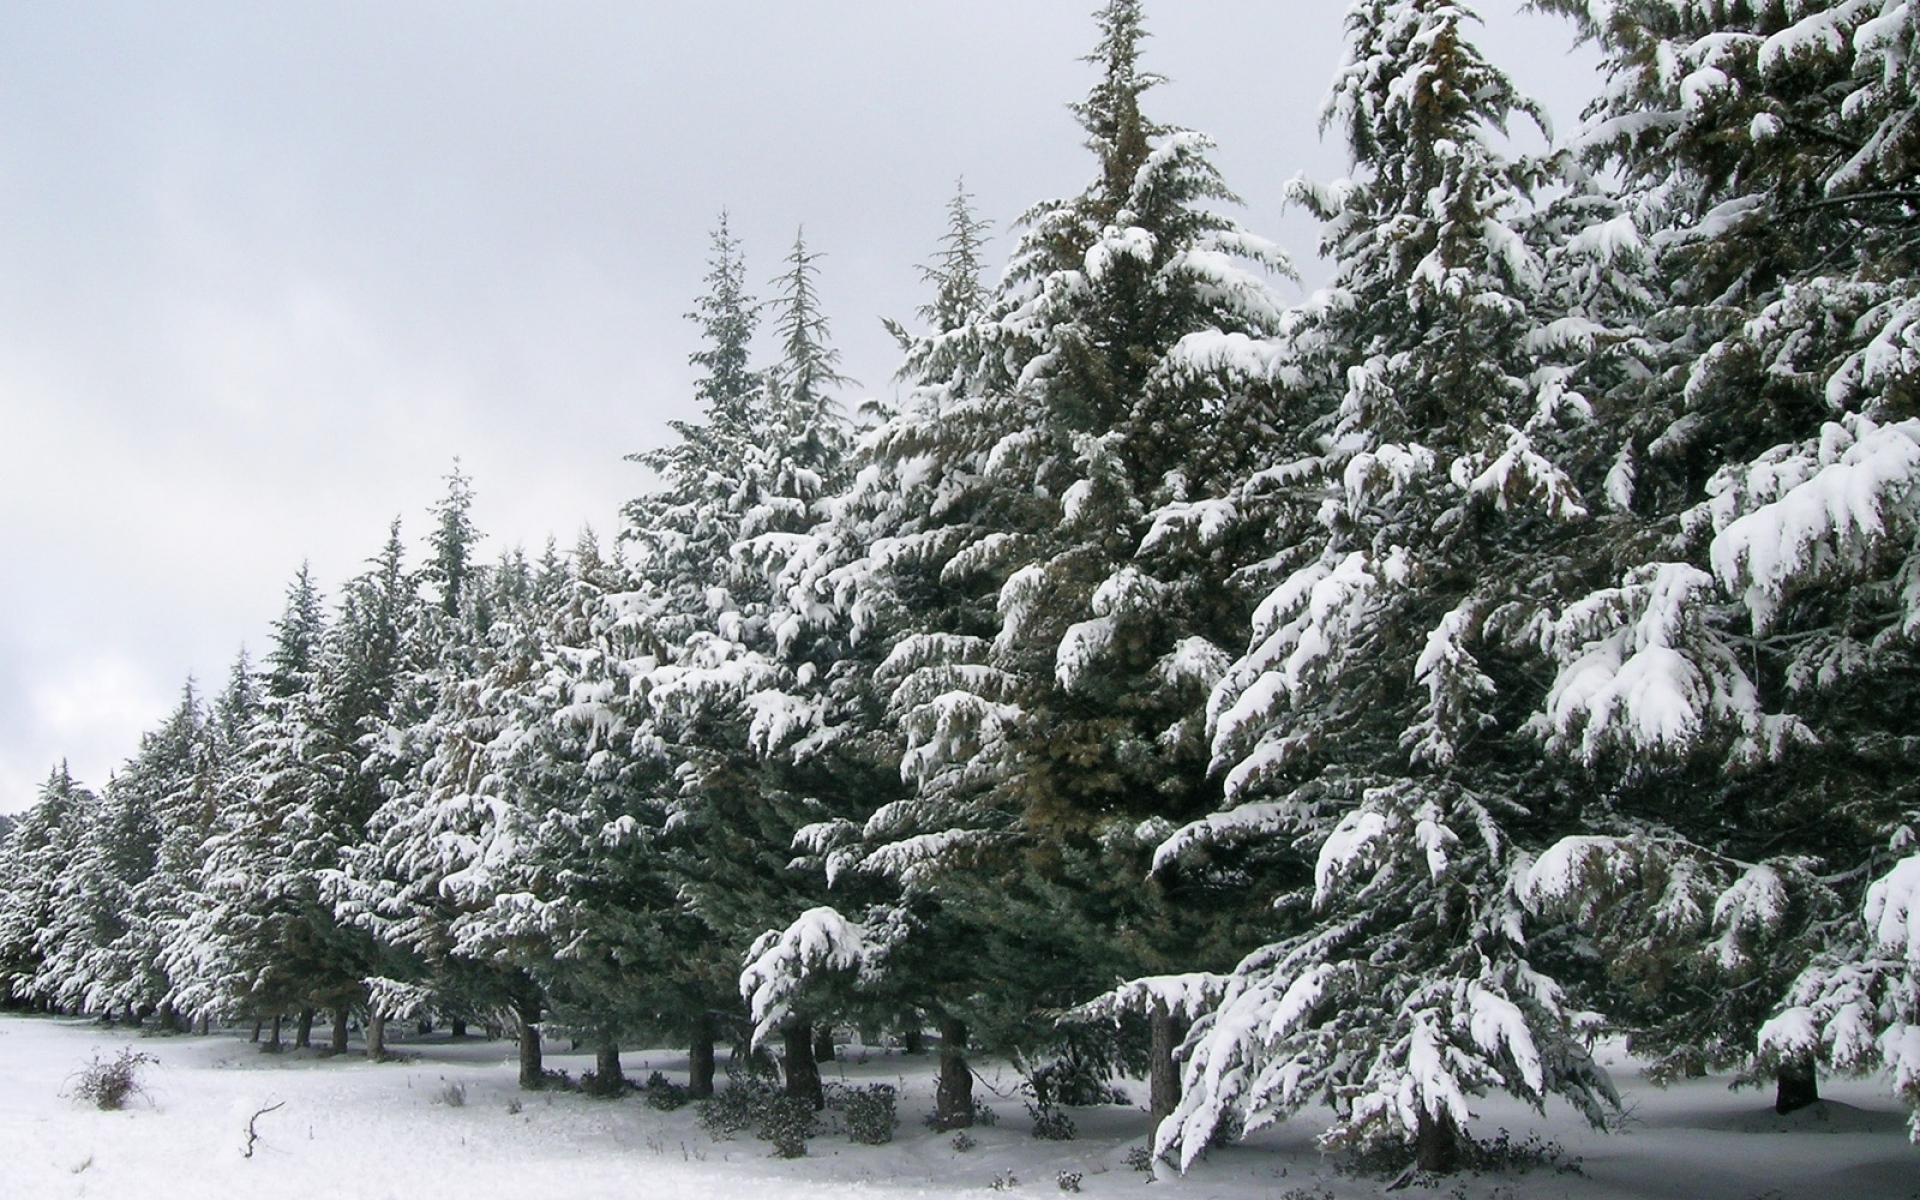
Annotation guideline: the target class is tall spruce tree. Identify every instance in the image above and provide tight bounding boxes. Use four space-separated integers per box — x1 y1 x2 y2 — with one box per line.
751 0 1298 1126
1518 0 1920 1119
627 222 858 1107
1158 0 1626 1171
0 766 100 1009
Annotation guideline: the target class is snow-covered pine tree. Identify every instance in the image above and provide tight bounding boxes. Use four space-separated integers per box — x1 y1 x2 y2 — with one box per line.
89 683 217 1027
424 460 480 620
1523 0 1920 1118
1157 0 1625 1171
328 471 496 1056
480 530 685 1092
292 523 425 1046
29 742 162 1018
742 183 1006 1127
629 223 859 1107
0 766 100 1009
758 0 1301 1123
339 547 559 1080
166 568 332 1038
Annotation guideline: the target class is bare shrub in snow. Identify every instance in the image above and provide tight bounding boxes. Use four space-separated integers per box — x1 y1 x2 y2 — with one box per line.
68 1048 157 1110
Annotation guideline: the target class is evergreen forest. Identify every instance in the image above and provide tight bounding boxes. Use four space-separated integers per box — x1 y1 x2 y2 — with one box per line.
5 0 1920 1176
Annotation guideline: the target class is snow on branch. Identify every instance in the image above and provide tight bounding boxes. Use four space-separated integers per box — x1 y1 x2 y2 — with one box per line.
1067 973 1228 1025
1533 562 1799 763
1867 853 1920 967
363 976 434 1021
1151 801 1295 876
1710 416 1920 631
739 906 873 1048
1448 425 1588 520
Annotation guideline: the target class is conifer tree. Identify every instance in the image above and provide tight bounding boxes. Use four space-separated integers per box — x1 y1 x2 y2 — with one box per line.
755 0 1296 1124
626 221 857 1107
339 547 559 1077
1520 0 1920 1117
1158 0 1625 1170
168 569 332 1033
0 766 100 1008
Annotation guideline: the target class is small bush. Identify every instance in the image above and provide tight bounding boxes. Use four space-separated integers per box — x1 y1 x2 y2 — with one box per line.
580 1069 627 1098
1056 1170 1083 1193
1030 1056 1127 1108
951 1130 977 1152
1338 1126 1583 1181
844 1083 897 1145
69 1048 157 1111
987 1169 1020 1192
1125 1145 1156 1174
505 1097 523 1115
435 1079 467 1107
758 1094 819 1159
643 1070 691 1111
925 1096 998 1129
1464 1128 1584 1177
1027 1101 1075 1141
699 1079 777 1139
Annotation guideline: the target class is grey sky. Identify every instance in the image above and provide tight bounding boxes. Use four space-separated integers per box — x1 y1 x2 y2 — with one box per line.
0 1 1595 812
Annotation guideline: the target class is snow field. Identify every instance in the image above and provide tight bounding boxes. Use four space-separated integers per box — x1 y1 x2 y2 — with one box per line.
1 1014 1916 1200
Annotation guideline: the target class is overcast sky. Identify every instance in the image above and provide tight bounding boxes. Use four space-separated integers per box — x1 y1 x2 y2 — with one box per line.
0 1 1596 813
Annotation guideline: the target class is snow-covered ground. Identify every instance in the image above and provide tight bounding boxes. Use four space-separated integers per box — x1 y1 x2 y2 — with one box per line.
1 1012 1914 1199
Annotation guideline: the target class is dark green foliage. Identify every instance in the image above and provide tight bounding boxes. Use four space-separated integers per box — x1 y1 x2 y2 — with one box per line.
644 1070 692 1110
758 1094 819 1158
1025 1101 1075 1141
698 1079 778 1139
924 1096 996 1129
1339 1126 1584 1184
842 1083 897 1144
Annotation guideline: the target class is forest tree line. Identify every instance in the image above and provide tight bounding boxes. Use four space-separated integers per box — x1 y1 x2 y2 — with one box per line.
4 0 1920 1175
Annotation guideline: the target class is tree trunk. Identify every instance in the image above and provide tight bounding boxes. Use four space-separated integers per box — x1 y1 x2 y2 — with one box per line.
782 1020 824 1110
450 1017 468 1040
1776 1058 1820 1114
158 1002 177 1033
267 1013 283 1052
813 1024 836 1063
516 1005 544 1090
250 1018 262 1044
331 1008 350 1054
688 1012 716 1099
1414 1106 1461 1174
935 1017 973 1130
366 1012 387 1061
295 1008 314 1050
196 1013 210 1037
593 1040 624 1095
1149 1004 1186 1131
901 1027 925 1055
